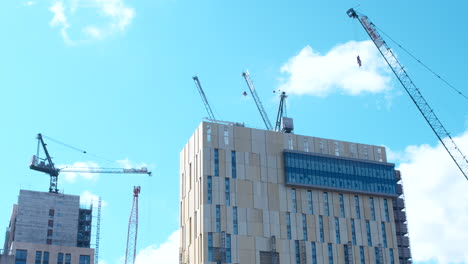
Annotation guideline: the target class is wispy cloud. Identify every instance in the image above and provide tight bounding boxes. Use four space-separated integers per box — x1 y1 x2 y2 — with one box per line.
48 0 135 45
80 190 107 208
279 40 392 96
25 1 36 6
135 230 179 264
58 161 100 182
390 130 468 264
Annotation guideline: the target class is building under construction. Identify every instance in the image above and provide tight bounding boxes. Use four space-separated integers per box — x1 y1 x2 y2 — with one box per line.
0 190 94 264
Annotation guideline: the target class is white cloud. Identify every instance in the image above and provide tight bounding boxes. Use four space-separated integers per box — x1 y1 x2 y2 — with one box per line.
135 230 179 264
48 0 135 44
25 1 35 6
58 161 100 182
80 190 108 208
116 158 148 170
279 40 392 96
392 130 468 264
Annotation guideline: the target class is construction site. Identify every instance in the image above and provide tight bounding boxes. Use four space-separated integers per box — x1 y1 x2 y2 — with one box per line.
1 4 467 264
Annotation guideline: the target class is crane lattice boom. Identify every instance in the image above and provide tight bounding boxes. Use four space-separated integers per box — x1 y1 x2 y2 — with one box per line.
242 71 273 131
125 186 140 264
347 8 468 180
193 76 216 120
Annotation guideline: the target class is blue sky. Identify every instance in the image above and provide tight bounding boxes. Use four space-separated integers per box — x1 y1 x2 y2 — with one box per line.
1 1 467 263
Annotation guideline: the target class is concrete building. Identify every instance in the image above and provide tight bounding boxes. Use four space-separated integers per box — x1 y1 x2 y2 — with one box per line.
179 121 411 264
1 190 94 264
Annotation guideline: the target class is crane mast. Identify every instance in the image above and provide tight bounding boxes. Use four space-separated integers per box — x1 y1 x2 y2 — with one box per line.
193 76 216 120
274 91 288 132
125 186 140 264
347 8 468 180
242 71 274 131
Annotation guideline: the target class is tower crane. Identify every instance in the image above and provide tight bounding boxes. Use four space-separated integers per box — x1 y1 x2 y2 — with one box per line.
193 76 216 120
125 186 140 264
274 91 289 132
347 8 468 180
30 133 152 193
242 71 274 131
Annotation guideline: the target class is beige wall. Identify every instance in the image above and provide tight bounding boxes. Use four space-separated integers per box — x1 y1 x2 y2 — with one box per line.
10 242 94 264
180 121 399 264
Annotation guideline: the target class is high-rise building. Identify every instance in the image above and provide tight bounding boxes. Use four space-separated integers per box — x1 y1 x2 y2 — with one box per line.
1 190 94 264
179 121 411 264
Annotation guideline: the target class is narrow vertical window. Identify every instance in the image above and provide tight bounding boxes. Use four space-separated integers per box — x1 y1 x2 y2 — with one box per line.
311 242 317 264
324 192 329 216
375 247 381 264
57 253 64 264
207 176 212 204
319 215 324 242
214 149 219 176
328 243 334 264
354 195 361 219
319 140 324 153
65 254 71 264
370 197 375 221
286 212 292 240
381 222 387 248
35 251 42 264
344 244 349 264
216 205 221 232
334 142 340 156
207 125 212 142
335 217 341 244
304 139 309 152
78 255 89 264
302 214 308 241
224 127 229 145
194 211 198 239
294 240 300 264
359 246 365 264
226 234 231 263
366 220 372 246
43 252 50 264
208 232 213 261
339 194 345 218
189 217 192 244
307 190 313 214
389 248 395 264
350 144 357 158
15 250 27 264
231 151 236 178
363 145 369 159
225 178 230 206
288 136 293 150
351 219 356 245
233 207 238 235
384 199 389 222
377 148 383 162
291 189 297 213
189 162 192 190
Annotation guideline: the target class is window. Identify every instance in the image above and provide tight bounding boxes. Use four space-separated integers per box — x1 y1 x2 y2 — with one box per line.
324 192 329 216
328 243 334 264
334 142 340 156
65 254 71 264
35 251 42 264
207 176 212 204
311 242 317 264
354 195 361 219
49 209 55 217
216 205 221 232
384 199 389 222
79 255 90 264
381 222 387 248
370 197 375 221
359 246 365 264
366 220 372 246
231 151 236 178
15 249 27 264
57 253 63 264
207 125 212 142
225 178 230 206
48 220 53 227
46 239 52 245
307 190 313 214
377 148 383 162
319 215 324 242
375 247 381 264
294 240 300 264
47 229 53 237
363 145 369 159
189 217 192 244
335 218 341 244
233 207 238 235
302 214 308 241
224 127 229 145
339 194 345 218
288 136 293 150
43 252 49 264
286 213 292 240
319 140 324 153
226 234 232 263
304 139 309 152
214 148 219 176
389 248 395 264
291 189 297 213
350 144 357 158
344 244 350 264
208 233 213 261
189 162 192 190
351 219 356 245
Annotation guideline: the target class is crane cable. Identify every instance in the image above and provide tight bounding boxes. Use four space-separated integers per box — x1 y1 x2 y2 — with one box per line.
372 24 468 102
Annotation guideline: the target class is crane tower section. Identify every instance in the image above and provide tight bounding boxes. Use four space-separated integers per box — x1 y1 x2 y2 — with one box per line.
193 76 216 120
125 186 140 264
242 71 274 131
347 8 468 180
